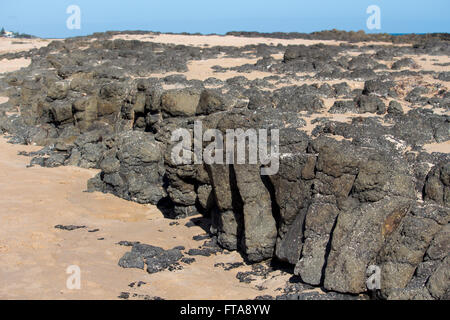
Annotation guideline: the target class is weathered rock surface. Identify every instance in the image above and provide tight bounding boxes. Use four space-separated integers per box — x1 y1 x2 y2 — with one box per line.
1 30 449 299
118 243 184 274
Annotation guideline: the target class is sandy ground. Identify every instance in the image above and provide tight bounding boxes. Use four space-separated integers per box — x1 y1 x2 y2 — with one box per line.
0 136 291 300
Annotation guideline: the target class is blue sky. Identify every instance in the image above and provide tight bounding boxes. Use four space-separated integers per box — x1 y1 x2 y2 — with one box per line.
0 0 448 38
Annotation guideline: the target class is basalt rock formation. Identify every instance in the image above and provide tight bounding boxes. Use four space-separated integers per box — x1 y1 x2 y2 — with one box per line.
0 30 449 299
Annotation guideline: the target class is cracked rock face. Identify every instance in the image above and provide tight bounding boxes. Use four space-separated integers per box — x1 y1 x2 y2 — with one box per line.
118 243 184 273
1 30 449 299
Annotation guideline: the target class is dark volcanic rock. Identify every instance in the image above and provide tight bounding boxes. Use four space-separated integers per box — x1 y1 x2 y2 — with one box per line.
377 203 449 298
187 248 213 257
145 249 183 273
233 162 277 262
270 151 313 265
88 130 166 205
54 225 86 231
355 95 386 114
295 201 339 285
329 100 358 113
2 30 450 300
161 89 201 117
118 243 184 274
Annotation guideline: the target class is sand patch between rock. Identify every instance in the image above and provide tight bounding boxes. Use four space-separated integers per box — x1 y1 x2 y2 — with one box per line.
423 141 450 154
0 38 53 55
112 33 343 47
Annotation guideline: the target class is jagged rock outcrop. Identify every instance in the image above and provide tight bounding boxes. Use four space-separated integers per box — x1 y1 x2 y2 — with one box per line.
1 31 449 299
88 130 166 204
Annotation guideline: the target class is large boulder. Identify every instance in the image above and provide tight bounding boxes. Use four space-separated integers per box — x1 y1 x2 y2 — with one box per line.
88 130 166 204
161 89 201 117
323 197 412 294
97 82 128 117
234 162 277 262
73 96 98 131
196 89 227 115
378 203 449 297
49 100 73 125
270 153 314 264
295 200 339 285
362 79 396 97
207 163 244 251
427 255 450 300
47 80 70 100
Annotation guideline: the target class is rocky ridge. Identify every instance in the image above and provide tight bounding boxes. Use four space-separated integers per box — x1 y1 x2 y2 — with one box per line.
0 30 448 300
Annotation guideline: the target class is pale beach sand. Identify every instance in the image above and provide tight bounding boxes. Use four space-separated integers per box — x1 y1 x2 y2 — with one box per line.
0 33 448 300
